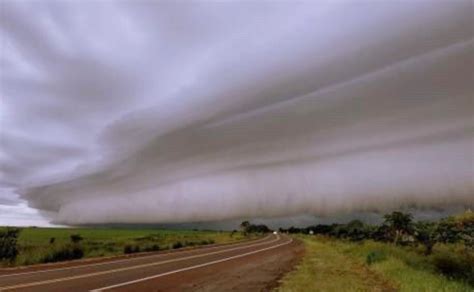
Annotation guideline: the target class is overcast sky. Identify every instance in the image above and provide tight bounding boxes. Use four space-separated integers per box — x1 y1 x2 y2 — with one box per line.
0 0 473 227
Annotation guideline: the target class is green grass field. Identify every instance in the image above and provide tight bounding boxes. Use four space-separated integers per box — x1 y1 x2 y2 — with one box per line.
1 227 251 267
277 235 472 292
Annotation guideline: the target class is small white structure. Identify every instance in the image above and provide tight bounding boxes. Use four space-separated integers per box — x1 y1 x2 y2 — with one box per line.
309 230 314 235
273 231 278 235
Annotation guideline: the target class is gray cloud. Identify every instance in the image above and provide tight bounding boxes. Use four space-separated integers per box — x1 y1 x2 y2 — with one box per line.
0 1 472 225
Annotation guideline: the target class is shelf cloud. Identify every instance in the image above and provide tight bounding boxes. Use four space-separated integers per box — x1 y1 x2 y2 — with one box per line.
1 1 473 225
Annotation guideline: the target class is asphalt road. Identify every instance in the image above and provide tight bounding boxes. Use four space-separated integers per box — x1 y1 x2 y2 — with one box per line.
0 234 295 291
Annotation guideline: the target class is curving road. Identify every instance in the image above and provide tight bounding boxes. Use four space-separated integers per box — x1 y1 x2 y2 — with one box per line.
0 234 297 291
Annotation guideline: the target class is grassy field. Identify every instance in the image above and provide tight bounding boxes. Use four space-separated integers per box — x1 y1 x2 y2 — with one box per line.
277 235 472 292
1 227 251 267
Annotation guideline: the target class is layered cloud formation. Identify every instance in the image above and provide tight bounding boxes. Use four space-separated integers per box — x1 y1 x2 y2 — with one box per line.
1 1 473 225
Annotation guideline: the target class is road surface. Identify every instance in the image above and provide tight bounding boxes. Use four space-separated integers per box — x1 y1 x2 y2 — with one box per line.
0 234 302 291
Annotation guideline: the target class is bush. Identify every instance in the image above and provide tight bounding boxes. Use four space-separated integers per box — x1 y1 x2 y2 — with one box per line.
124 245 141 254
124 245 133 254
70 234 83 243
366 251 387 265
172 241 184 249
414 222 436 255
432 252 474 285
0 228 20 262
41 244 84 263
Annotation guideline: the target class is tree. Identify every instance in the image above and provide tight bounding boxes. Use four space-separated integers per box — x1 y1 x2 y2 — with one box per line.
288 226 301 234
346 220 368 241
0 228 21 262
383 211 414 245
240 221 251 234
246 224 271 233
240 221 250 230
414 221 437 255
311 224 333 235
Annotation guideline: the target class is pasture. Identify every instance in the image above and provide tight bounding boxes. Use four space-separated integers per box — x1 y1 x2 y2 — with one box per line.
1 227 249 267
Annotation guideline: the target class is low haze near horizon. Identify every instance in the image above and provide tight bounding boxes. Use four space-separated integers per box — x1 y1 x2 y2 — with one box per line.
0 1 473 227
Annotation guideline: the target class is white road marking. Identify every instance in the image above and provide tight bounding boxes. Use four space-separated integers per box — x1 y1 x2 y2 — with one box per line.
0 235 280 291
0 235 270 279
92 236 292 292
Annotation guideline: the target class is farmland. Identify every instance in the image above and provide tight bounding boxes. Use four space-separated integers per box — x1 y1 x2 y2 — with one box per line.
0 227 250 267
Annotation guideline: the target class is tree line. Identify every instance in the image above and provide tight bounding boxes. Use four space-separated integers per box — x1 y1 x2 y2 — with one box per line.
278 211 473 255
239 221 271 234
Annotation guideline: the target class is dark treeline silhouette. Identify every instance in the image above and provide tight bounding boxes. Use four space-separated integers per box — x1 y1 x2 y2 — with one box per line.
239 221 271 234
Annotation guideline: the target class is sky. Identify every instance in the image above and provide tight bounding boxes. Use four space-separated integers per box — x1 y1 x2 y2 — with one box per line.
0 0 473 227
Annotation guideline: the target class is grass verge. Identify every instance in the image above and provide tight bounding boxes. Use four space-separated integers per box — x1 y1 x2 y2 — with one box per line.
277 235 472 292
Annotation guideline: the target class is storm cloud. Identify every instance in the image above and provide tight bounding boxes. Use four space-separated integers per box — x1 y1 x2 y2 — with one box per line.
0 1 473 225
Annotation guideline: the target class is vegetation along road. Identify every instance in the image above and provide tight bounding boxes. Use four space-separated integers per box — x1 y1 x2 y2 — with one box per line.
1 211 472 291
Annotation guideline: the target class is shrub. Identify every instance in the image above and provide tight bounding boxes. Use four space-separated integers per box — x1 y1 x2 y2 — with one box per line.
436 213 474 246
70 234 83 243
414 222 437 255
172 241 184 249
124 245 141 254
41 244 84 263
366 251 387 265
345 220 371 241
432 252 474 285
124 245 133 254
0 228 20 262
49 237 56 244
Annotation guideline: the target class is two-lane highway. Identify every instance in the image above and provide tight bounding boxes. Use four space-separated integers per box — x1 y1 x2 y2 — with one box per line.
0 234 294 291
